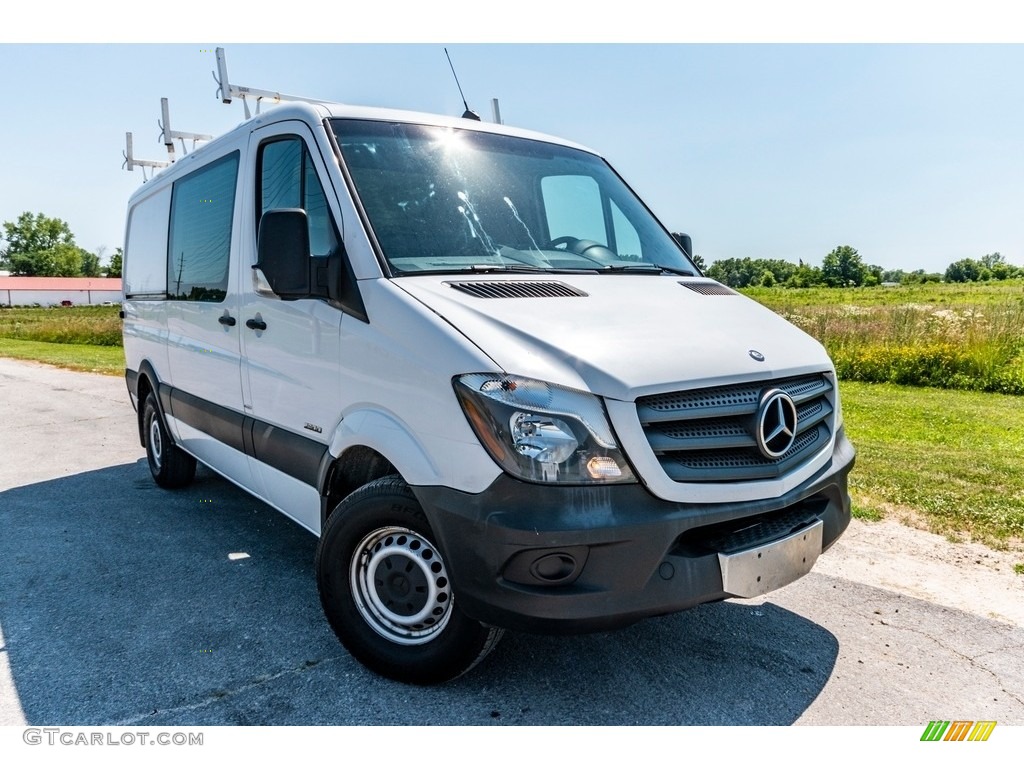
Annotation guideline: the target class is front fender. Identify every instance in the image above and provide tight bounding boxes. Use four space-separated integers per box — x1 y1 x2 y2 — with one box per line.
327 406 501 492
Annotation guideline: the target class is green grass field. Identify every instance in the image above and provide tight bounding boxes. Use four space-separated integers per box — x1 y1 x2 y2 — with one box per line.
0 337 125 375
841 381 1024 547
743 278 1024 309
0 305 122 346
0 295 1021 552
745 281 1024 394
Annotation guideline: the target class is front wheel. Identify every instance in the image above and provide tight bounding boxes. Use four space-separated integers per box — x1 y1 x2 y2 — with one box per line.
315 476 503 684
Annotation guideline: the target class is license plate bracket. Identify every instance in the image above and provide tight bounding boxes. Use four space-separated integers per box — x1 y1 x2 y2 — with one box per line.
718 519 823 598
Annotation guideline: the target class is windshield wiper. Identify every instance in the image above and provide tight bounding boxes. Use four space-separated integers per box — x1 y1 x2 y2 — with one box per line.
469 263 600 274
394 263 600 276
601 264 695 277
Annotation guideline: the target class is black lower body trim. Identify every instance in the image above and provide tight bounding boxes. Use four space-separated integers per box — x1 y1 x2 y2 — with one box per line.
250 421 325 487
160 383 327 489
168 387 247 455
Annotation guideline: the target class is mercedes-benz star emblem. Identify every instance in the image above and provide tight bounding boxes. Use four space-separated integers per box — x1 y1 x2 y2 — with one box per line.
756 389 798 459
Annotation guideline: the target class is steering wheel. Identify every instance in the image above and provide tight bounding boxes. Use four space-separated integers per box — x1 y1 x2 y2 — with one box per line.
545 236 618 263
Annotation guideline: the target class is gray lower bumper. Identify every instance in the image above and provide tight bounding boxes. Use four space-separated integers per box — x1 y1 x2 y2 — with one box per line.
414 428 855 634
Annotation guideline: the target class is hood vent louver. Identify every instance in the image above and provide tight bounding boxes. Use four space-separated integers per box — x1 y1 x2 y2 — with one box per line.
680 281 737 296
447 281 588 299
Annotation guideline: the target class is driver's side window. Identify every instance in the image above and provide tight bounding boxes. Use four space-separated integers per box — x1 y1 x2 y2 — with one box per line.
258 137 339 257
540 175 642 260
542 175 606 245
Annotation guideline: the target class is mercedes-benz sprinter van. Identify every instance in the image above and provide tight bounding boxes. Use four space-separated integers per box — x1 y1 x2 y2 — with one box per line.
122 101 854 684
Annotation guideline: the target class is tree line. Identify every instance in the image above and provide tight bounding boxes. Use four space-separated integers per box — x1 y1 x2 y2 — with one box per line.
702 245 1023 288
0 212 121 278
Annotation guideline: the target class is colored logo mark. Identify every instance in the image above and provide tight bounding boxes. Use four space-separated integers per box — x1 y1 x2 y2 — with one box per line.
920 720 996 742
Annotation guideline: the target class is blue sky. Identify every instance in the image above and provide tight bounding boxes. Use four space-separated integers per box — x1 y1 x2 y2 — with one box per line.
1 42 1021 272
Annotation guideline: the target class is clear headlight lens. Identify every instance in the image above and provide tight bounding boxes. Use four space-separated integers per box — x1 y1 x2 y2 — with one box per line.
510 412 579 463
454 374 636 485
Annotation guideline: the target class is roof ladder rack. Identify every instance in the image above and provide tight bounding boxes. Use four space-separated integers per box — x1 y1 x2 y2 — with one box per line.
123 98 212 181
122 132 169 183
159 98 213 162
213 47 328 119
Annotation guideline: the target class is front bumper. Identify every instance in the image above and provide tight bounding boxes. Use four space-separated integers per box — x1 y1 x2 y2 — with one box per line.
413 428 855 634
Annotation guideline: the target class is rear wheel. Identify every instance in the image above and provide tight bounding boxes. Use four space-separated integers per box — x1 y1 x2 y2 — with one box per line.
142 391 196 489
316 475 503 684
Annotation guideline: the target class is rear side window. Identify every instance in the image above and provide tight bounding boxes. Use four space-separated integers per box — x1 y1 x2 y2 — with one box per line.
124 185 172 298
167 151 239 301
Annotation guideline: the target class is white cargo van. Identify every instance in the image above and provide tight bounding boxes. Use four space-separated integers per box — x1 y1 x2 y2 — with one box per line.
122 100 854 684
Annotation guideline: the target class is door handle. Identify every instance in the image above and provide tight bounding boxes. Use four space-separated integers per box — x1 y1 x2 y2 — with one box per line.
218 314 236 327
246 318 267 331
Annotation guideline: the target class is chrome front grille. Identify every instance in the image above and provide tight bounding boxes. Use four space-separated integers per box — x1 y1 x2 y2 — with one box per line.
635 374 834 483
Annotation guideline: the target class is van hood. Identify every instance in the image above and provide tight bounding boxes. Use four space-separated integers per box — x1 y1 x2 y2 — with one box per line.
394 275 833 401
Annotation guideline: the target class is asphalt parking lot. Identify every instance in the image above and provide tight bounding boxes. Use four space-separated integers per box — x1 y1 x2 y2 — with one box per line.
1 358 1022 726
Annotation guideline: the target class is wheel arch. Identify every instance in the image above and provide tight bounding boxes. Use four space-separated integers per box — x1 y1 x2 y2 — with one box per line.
317 405 500 530
134 359 174 449
318 445 399 529
318 407 445 527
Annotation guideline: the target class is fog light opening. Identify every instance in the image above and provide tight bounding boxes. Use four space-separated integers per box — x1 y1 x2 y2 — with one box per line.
529 553 578 584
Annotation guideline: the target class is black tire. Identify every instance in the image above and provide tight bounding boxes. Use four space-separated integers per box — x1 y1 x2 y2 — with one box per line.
316 475 503 684
142 391 196 489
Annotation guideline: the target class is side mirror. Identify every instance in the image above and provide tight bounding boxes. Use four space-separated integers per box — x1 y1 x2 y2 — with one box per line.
671 232 693 259
256 209 311 299
255 207 367 321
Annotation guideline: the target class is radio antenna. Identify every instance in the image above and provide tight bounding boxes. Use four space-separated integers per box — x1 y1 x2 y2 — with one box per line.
444 48 480 122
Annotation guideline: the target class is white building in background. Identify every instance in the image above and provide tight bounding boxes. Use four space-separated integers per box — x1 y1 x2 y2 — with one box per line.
0 277 123 306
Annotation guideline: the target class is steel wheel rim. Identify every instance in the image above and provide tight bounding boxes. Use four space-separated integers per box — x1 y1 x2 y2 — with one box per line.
350 526 453 646
149 417 163 469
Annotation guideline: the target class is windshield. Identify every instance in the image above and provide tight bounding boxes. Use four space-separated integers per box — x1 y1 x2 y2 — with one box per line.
330 119 694 276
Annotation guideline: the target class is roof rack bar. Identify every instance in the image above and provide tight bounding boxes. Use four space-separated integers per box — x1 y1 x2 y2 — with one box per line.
123 132 170 182
214 47 327 119
160 98 213 162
